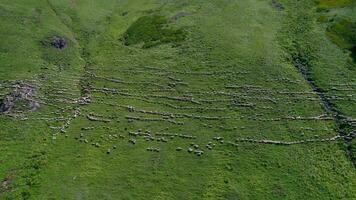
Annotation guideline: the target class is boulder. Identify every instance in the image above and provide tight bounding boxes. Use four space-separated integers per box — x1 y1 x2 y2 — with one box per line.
51 37 67 49
0 82 39 114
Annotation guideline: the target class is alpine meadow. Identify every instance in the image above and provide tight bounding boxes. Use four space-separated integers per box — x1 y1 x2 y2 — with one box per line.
0 0 355 199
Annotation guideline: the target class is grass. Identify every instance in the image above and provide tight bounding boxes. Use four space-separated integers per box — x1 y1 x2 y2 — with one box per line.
123 15 186 48
0 0 355 199
326 19 356 60
315 0 356 9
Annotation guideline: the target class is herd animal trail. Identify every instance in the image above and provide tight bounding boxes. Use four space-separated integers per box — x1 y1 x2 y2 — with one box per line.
2 64 355 157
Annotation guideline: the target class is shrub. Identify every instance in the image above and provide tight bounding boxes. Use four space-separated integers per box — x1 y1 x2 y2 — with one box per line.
123 15 186 48
326 19 356 49
315 0 356 10
326 19 356 62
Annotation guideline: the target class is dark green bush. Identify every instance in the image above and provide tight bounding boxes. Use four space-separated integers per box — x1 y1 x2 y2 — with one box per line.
123 15 186 48
315 0 356 10
326 19 356 62
326 19 356 49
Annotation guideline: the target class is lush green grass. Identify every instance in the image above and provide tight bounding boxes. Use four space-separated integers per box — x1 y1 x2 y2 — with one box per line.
0 0 355 199
326 19 356 60
315 0 356 9
123 15 186 48
315 0 356 62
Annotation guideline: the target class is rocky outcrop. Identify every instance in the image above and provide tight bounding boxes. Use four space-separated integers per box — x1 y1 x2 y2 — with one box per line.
0 82 40 113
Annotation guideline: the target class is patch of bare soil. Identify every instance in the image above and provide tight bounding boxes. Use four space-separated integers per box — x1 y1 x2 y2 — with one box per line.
0 175 12 193
69 0 76 9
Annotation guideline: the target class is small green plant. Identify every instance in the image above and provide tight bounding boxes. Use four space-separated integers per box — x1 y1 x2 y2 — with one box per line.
123 15 186 48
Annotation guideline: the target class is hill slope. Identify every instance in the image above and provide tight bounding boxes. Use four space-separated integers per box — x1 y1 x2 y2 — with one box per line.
0 0 355 199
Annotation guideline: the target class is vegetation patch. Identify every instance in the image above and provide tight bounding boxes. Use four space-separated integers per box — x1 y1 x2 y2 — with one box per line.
326 19 356 61
123 15 186 48
350 46 356 62
315 0 356 10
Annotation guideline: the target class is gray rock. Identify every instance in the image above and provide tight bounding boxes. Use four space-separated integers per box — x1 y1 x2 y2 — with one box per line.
0 82 40 113
51 36 67 49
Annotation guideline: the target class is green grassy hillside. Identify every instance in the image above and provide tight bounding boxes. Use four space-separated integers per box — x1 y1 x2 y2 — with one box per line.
0 0 355 199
